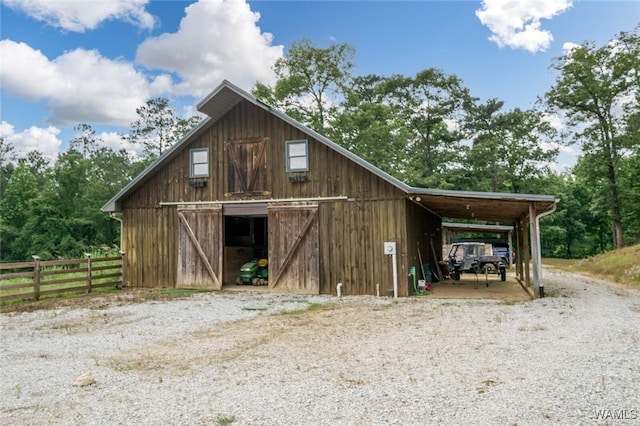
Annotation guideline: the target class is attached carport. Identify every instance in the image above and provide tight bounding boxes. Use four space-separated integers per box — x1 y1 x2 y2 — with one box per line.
407 188 558 298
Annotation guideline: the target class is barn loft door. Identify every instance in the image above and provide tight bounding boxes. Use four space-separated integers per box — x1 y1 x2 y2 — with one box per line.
226 137 270 196
176 205 223 290
268 203 319 294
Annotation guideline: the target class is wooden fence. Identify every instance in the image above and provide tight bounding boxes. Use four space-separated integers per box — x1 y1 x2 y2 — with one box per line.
0 253 126 303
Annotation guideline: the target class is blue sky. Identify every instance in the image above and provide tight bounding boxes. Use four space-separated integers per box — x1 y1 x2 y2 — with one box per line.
1 0 638 170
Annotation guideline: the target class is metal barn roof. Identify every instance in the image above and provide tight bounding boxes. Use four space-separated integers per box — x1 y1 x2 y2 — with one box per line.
102 80 558 224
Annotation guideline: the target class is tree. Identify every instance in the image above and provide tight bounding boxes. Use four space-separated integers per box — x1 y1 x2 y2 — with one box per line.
497 108 559 194
545 27 640 249
381 70 471 187
19 150 50 190
0 163 40 260
540 174 592 258
462 98 505 192
254 39 355 132
127 97 201 159
0 163 38 229
0 136 16 199
331 74 412 180
461 100 559 194
616 149 640 245
85 146 134 246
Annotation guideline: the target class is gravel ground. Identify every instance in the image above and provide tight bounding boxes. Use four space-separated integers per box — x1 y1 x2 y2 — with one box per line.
1 268 639 426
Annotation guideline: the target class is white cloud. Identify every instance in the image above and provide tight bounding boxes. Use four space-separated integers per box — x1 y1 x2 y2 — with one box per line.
562 41 581 53
135 0 282 96
541 112 563 131
3 0 155 32
539 140 575 155
0 0 280 141
99 131 144 160
476 0 573 53
0 40 152 126
0 121 62 162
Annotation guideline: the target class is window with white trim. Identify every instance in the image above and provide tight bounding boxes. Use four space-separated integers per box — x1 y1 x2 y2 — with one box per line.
285 139 309 172
190 148 209 178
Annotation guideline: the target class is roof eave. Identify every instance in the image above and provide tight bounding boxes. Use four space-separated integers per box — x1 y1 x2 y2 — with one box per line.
408 187 558 203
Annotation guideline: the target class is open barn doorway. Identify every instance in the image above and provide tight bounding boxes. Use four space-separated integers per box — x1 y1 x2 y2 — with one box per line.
224 206 269 285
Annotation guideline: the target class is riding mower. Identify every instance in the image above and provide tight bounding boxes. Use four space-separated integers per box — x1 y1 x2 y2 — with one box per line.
236 258 269 285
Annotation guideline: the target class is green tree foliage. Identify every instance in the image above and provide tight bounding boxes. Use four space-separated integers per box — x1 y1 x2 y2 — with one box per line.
0 163 40 260
380 70 471 188
0 136 16 200
539 173 604 258
331 74 413 180
18 150 50 190
126 97 201 160
463 100 558 193
253 39 355 132
545 26 640 248
0 125 137 260
0 163 38 229
617 151 640 244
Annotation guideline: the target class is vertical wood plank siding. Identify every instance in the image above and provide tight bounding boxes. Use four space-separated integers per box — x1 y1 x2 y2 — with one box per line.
120 100 440 294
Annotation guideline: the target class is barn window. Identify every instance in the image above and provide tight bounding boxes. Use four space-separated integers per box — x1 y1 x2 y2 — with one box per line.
286 139 309 172
190 148 209 178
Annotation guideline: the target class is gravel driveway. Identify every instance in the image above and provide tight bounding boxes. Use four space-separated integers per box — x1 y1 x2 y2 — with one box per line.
1 268 639 426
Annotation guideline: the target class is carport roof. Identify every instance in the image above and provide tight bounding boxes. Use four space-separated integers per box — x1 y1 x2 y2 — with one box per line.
407 188 557 224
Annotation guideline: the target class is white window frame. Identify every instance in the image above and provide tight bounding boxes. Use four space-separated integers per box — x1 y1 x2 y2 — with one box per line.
285 139 309 172
190 148 209 178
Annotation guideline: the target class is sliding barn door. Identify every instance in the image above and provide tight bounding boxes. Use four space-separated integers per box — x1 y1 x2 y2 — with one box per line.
176 205 223 290
268 203 319 294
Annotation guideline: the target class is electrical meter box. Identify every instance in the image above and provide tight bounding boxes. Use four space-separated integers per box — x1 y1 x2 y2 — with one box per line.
384 242 396 255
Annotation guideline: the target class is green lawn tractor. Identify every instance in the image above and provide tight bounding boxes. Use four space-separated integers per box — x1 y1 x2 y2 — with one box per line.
236 258 269 285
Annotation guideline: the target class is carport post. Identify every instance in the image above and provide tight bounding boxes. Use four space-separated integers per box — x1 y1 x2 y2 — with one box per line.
507 230 513 267
532 201 558 298
529 204 541 297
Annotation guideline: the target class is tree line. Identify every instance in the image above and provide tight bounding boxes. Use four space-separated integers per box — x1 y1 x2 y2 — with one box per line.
1 26 638 262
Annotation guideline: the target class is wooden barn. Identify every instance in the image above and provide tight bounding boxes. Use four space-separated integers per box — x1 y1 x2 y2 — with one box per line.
102 80 557 298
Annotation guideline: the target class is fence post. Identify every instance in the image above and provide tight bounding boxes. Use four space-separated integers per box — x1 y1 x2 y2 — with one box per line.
32 255 41 301
119 251 126 289
85 253 92 294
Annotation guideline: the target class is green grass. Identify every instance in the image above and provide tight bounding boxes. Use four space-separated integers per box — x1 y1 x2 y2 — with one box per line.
543 244 640 287
0 285 118 308
215 415 236 425
1 251 125 306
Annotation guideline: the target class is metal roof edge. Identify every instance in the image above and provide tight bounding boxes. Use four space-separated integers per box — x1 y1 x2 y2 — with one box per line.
100 117 212 212
442 222 515 231
109 80 563 214
196 79 265 112
408 187 558 203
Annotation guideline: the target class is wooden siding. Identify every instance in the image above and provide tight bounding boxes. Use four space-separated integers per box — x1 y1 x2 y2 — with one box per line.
121 100 404 208
122 207 177 287
318 198 409 296
119 100 425 293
